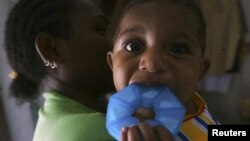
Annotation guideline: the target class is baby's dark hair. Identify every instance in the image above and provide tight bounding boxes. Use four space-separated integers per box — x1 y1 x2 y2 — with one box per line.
110 0 206 55
4 0 81 102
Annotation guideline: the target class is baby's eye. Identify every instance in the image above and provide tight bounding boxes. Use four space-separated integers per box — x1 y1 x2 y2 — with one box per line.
168 43 189 54
124 41 143 53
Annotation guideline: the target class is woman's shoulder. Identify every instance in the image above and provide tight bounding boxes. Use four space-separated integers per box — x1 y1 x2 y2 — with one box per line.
41 91 98 115
34 113 114 141
50 113 112 140
39 91 108 128
34 92 115 141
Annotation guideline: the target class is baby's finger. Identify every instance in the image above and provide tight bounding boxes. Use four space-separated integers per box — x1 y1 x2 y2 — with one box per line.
127 125 141 141
120 127 129 141
138 123 157 141
154 126 175 141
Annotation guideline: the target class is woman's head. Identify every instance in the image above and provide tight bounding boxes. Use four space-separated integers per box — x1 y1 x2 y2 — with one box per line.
5 0 113 102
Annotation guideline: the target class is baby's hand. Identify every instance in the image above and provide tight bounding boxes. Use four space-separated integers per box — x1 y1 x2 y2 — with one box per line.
120 123 174 141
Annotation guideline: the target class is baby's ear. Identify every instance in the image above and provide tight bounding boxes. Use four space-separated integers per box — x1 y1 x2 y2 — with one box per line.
199 58 210 80
107 51 113 70
35 33 59 64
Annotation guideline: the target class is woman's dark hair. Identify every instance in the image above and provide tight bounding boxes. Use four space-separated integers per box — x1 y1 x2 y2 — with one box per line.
4 0 81 102
110 0 206 55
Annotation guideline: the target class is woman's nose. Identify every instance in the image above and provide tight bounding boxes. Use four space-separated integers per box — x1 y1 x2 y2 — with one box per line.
139 50 166 73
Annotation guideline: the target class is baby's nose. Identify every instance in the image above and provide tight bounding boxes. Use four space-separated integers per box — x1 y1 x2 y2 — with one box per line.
139 50 167 73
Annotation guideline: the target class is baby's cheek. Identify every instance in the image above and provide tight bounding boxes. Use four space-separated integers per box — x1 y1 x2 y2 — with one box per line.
184 76 199 92
177 79 198 102
113 68 127 91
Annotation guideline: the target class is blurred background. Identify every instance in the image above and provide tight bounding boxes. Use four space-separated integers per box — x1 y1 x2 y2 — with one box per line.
1 0 250 141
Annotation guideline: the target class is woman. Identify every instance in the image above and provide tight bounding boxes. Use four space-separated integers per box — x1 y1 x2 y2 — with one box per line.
4 0 115 140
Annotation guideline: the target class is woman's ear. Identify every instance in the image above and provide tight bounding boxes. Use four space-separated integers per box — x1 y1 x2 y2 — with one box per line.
199 58 210 81
107 51 113 71
35 33 59 67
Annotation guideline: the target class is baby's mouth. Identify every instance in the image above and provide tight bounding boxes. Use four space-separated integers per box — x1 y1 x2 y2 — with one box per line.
129 79 167 87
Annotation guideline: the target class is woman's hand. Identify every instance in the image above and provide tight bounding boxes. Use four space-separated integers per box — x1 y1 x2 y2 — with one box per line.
120 123 174 141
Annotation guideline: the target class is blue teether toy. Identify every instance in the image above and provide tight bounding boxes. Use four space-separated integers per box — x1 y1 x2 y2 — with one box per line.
106 83 186 140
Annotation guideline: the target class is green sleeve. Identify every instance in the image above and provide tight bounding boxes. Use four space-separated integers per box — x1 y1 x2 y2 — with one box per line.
41 114 115 141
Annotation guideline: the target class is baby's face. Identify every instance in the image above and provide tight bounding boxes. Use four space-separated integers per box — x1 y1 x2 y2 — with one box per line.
107 2 209 104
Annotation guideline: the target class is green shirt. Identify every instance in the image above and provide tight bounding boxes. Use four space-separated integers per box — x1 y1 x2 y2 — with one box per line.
33 92 115 141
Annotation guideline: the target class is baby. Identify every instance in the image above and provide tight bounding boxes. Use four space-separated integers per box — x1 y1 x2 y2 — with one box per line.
107 0 219 140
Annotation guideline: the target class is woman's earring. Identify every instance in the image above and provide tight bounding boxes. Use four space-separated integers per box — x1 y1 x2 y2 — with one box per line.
44 60 50 67
50 61 57 69
44 60 57 69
